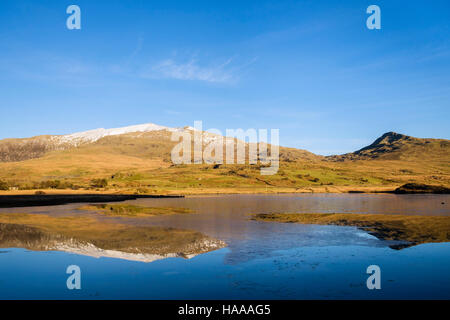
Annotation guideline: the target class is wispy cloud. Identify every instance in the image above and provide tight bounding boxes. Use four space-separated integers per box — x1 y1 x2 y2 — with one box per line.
142 58 235 83
0 52 97 85
164 109 183 115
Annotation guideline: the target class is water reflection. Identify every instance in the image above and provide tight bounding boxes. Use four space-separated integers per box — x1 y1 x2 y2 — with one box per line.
0 194 449 299
1 194 447 264
0 215 225 263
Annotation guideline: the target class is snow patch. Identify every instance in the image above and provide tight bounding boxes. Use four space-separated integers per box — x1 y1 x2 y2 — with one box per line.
56 122 231 146
58 123 183 145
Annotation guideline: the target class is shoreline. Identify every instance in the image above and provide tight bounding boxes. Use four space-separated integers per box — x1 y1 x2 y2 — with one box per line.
0 185 401 197
0 194 184 208
252 213 450 249
0 183 447 207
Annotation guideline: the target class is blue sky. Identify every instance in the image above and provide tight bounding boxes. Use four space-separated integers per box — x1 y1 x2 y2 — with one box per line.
0 0 449 155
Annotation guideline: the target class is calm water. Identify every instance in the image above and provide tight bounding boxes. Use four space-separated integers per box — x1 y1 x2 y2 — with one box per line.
0 193 449 299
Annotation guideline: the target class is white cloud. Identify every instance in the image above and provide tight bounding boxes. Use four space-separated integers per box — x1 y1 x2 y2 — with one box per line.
144 59 235 83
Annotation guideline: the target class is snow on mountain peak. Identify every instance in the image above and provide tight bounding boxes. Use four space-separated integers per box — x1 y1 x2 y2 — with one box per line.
53 122 230 147
58 123 180 144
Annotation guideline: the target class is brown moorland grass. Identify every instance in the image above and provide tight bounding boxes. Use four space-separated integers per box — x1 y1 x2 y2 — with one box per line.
2 157 447 195
252 213 450 248
0 131 448 195
78 203 193 217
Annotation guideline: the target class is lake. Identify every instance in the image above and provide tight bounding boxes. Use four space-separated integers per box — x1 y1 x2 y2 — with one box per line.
0 193 449 299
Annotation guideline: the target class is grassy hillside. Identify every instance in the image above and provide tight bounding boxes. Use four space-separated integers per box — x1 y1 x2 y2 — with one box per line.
327 132 450 161
0 135 56 162
0 130 448 194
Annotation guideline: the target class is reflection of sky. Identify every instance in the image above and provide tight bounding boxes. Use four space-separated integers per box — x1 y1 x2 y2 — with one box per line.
0 194 449 299
0 243 449 299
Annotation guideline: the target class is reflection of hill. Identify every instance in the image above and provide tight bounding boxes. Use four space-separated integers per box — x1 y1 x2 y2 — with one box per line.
0 214 226 263
252 213 450 249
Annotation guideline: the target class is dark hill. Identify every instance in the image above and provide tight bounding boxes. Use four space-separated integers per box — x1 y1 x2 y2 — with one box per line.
327 132 450 161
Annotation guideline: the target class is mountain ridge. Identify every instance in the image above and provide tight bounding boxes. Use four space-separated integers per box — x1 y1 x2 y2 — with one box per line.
0 122 320 162
1 124 448 162
327 131 449 161
0 124 448 193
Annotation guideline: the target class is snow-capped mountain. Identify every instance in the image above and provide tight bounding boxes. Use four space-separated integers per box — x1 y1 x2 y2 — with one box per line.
0 122 316 162
57 123 192 145
0 123 212 162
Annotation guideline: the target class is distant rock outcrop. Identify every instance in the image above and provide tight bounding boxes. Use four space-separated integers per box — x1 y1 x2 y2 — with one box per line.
0 136 56 162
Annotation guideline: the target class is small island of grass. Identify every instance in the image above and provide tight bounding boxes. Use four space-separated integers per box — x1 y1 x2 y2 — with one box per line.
252 213 450 248
78 203 194 217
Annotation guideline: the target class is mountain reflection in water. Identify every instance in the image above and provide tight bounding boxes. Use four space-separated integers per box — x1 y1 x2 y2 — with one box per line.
0 194 449 299
0 215 225 263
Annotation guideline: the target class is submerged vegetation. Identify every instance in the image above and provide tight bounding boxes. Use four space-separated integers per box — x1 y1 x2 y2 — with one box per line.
252 213 450 248
78 203 194 217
